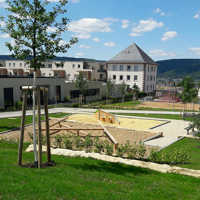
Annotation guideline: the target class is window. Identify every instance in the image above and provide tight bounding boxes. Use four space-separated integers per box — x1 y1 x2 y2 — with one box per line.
19 63 22 67
78 64 81 68
127 75 130 81
120 75 123 80
150 75 152 81
72 64 75 68
120 65 123 71
134 75 138 81
134 65 139 71
48 64 52 68
13 63 15 67
112 65 117 71
151 66 154 72
127 65 131 71
113 75 116 80
9 63 11 67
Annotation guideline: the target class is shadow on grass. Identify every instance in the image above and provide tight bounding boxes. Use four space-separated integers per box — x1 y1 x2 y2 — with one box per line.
67 158 153 176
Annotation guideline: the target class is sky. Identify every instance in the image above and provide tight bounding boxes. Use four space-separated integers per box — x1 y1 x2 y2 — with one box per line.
0 0 200 61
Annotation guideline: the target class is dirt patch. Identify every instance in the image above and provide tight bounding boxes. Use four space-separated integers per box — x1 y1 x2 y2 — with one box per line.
136 101 200 111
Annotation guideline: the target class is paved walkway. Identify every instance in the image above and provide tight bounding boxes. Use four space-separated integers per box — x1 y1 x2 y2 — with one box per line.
144 119 190 148
0 107 183 119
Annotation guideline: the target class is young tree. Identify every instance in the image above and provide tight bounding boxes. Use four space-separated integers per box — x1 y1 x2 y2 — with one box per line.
0 0 77 165
105 79 114 104
75 73 88 105
119 81 127 102
179 76 198 116
132 84 140 100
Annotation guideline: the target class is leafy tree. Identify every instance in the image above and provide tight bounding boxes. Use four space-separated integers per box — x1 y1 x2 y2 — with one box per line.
75 73 88 105
132 84 140 100
119 81 127 102
105 79 114 104
0 0 77 70
179 76 198 115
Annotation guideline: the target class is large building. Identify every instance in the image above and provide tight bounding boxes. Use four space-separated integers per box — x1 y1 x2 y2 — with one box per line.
107 43 158 93
0 56 107 82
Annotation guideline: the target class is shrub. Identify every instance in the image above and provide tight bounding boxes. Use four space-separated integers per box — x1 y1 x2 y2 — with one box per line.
63 136 73 150
74 136 84 150
72 103 79 108
94 137 104 153
84 135 93 153
104 141 113 156
137 142 146 159
54 135 62 148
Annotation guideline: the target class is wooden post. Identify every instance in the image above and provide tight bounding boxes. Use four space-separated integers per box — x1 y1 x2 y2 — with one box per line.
44 88 51 163
37 87 42 168
18 90 27 166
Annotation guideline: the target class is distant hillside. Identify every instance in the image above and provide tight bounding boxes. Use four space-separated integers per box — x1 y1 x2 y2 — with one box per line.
156 59 200 79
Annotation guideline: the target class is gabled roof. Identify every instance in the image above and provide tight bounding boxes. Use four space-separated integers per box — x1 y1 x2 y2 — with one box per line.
108 43 157 65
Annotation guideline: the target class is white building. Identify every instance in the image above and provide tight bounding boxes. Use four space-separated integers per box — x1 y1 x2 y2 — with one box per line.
0 56 107 81
107 43 158 93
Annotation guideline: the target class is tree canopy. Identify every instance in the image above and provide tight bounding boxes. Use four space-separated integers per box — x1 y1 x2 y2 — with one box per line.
1 0 77 70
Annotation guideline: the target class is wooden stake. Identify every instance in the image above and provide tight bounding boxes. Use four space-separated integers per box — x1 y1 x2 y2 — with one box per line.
18 90 27 166
37 87 42 168
44 89 51 163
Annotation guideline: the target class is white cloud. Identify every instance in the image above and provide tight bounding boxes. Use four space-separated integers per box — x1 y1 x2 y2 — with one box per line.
79 45 91 49
75 52 84 57
130 19 164 37
154 8 165 16
69 18 112 39
104 42 115 47
189 48 200 56
47 26 57 33
121 20 130 29
149 49 176 58
194 12 200 19
93 37 100 42
0 21 6 27
103 17 119 22
162 31 177 41
0 33 10 39
0 0 5 2
129 32 141 37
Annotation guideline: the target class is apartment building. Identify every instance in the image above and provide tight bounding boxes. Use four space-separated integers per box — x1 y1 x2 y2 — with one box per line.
107 43 158 93
0 56 106 82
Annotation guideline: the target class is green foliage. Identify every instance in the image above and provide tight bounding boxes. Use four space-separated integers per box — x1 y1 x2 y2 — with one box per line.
94 137 104 153
149 149 191 165
54 135 62 148
74 136 84 149
63 136 73 150
84 134 93 152
1 0 77 70
104 141 113 156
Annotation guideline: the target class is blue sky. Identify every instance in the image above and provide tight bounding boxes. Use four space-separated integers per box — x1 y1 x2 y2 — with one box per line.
0 0 200 61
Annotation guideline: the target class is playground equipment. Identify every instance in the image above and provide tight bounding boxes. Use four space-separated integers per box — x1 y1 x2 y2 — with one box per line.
96 110 120 125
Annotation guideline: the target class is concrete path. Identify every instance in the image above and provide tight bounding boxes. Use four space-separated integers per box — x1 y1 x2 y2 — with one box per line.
144 119 190 148
0 107 183 118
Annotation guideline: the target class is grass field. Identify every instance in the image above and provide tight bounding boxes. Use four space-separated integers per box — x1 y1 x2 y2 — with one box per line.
0 113 68 132
159 138 200 170
1 140 200 200
115 113 193 121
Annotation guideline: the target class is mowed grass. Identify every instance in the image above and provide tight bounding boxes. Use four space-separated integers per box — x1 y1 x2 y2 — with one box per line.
1 141 200 200
0 113 68 132
159 138 200 170
103 101 140 107
115 113 193 121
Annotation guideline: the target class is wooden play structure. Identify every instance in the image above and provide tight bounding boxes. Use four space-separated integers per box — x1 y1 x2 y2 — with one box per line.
96 110 120 125
39 113 119 153
18 86 51 168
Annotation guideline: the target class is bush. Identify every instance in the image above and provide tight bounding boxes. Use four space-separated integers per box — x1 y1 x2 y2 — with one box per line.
137 142 146 159
149 149 191 165
94 137 104 153
63 136 73 150
54 135 62 148
74 136 84 150
104 141 113 156
72 103 79 108
84 135 93 152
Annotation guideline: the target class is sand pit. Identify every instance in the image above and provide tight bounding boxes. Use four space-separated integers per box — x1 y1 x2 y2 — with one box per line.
68 113 166 131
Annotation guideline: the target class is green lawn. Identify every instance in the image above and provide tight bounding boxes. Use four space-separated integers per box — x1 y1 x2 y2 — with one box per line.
115 113 193 121
1 140 200 200
0 113 68 132
103 101 140 107
159 138 200 170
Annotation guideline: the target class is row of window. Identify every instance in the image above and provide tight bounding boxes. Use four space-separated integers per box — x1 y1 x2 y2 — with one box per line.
147 75 156 81
112 65 140 72
112 75 138 81
147 66 157 72
72 64 81 69
146 84 155 91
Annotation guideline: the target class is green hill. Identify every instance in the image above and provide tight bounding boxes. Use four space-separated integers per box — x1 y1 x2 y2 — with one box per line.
157 59 200 79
